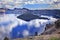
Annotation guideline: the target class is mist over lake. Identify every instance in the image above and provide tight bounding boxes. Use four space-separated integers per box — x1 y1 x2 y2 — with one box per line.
0 14 58 40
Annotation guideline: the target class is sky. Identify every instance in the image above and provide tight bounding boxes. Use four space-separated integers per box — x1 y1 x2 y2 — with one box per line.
0 0 60 9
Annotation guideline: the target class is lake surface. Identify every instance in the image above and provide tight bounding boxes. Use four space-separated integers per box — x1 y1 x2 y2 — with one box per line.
0 14 57 40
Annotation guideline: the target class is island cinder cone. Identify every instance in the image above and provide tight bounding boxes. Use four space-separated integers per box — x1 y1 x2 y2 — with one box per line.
17 13 49 21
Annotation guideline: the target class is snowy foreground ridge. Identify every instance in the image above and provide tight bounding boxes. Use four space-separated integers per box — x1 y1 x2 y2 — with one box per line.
0 14 57 40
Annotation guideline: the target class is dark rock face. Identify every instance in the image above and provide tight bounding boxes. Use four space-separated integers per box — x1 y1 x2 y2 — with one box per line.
41 20 60 35
17 13 49 21
41 23 56 35
55 20 60 29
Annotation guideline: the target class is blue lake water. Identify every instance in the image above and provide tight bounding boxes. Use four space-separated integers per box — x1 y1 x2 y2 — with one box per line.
0 14 58 40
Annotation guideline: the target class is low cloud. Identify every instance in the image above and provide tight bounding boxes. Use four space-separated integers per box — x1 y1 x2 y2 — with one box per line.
0 14 58 39
0 14 18 40
23 30 29 37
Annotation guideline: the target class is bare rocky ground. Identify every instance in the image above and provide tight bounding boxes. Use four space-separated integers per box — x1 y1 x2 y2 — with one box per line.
41 19 60 35
13 34 60 40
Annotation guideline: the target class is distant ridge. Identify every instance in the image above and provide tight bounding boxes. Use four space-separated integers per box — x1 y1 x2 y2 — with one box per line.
0 8 60 18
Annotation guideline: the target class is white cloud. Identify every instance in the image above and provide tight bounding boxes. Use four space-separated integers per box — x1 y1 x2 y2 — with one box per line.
39 0 44 1
23 30 29 37
33 19 41 28
16 18 28 25
27 19 49 28
0 14 16 23
0 14 18 40
27 19 50 35
49 17 58 22
41 15 58 22
0 14 29 39
25 0 36 4
53 0 58 2
7 21 18 33
0 14 58 39
27 15 57 28
25 0 58 4
0 0 60 9
0 26 6 33
5 5 13 9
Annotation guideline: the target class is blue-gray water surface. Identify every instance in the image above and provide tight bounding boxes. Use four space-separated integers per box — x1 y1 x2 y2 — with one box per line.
0 14 57 40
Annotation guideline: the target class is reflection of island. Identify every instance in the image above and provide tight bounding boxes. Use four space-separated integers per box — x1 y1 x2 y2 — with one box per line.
17 13 49 21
